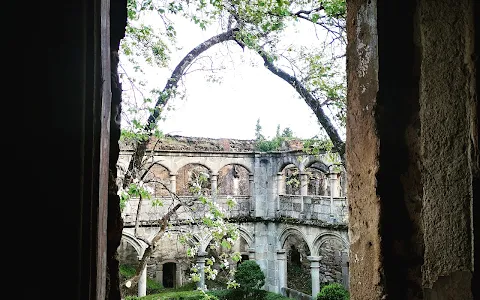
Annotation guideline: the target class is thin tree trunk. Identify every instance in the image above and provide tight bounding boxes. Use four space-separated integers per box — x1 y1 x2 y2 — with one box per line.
124 29 239 187
125 203 182 288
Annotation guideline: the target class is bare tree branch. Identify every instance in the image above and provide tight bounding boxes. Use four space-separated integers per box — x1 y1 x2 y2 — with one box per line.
124 28 239 188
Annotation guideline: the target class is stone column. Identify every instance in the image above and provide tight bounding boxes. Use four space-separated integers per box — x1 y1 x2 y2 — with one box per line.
330 172 339 197
138 264 147 297
156 263 163 286
300 172 308 196
308 256 321 297
169 173 177 194
277 172 284 195
196 251 207 290
277 172 284 212
210 173 218 201
341 251 349 290
328 172 338 218
277 249 287 295
249 173 255 212
300 172 308 212
176 263 182 288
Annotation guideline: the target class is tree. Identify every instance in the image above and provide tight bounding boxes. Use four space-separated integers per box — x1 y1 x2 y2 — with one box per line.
120 0 346 165
117 0 347 295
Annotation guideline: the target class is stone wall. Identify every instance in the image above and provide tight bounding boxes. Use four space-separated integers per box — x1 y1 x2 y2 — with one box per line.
117 138 350 296
346 0 477 299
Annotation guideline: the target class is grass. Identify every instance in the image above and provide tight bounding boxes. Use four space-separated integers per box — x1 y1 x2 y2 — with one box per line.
120 264 294 300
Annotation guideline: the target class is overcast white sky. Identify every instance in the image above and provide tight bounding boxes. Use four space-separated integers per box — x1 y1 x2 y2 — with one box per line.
120 13 344 140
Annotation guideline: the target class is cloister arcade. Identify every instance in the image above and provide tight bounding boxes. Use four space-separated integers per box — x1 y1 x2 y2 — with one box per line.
117 146 349 298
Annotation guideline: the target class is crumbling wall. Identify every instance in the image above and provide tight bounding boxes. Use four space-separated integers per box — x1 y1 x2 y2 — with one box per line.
346 0 477 299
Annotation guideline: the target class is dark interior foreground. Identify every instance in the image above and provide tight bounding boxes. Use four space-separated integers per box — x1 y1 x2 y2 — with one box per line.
34 0 478 299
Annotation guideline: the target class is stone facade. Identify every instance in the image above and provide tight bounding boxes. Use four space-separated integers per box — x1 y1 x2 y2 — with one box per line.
116 136 349 297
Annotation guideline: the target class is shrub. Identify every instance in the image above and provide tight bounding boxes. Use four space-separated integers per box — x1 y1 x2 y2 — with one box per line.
235 260 265 291
147 278 164 294
316 283 349 300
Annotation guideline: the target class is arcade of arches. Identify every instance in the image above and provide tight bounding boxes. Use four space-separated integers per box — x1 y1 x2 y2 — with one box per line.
42 0 477 299
117 136 349 298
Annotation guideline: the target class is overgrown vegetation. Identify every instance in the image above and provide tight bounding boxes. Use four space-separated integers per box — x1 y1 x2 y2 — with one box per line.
254 119 295 152
286 264 311 295
316 283 349 300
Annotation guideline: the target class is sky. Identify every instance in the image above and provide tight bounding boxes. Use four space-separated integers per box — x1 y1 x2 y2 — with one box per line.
120 12 345 141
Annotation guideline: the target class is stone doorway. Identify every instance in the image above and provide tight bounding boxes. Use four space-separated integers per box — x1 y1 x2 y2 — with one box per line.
163 262 176 288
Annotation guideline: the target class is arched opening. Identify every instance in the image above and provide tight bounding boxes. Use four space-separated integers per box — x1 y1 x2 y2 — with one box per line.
176 163 211 196
117 238 141 298
282 164 300 195
162 262 176 288
218 164 249 196
318 238 348 289
305 167 328 196
283 233 311 295
142 163 171 197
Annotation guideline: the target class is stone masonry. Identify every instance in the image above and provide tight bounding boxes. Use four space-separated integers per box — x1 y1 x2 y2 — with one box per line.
117 135 349 298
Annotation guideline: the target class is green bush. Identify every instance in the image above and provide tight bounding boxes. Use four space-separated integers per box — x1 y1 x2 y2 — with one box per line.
235 260 265 291
264 292 294 300
316 283 349 300
147 277 164 294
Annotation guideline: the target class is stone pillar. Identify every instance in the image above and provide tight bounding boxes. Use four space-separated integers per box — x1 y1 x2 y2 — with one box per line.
196 251 207 290
328 173 338 218
308 256 321 298
277 249 287 295
341 251 349 290
156 263 163 286
138 264 147 297
248 248 256 260
249 173 255 212
210 173 218 200
300 172 308 196
176 263 182 288
330 172 339 197
300 172 308 212
169 173 177 194
233 177 239 196
276 172 284 212
277 172 284 195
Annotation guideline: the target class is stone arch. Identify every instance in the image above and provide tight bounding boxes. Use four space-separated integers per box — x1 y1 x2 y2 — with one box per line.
304 165 329 196
312 232 349 256
277 158 300 174
164 228 201 247
199 226 252 254
217 163 250 196
143 162 172 197
312 232 349 287
304 160 329 173
237 226 254 248
280 227 312 294
146 161 172 174
121 231 147 258
217 162 252 174
158 259 180 288
279 227 312 253
176 163 212 196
